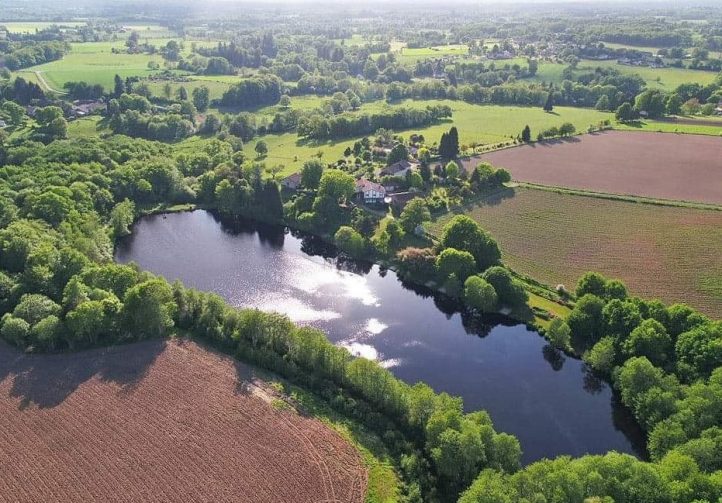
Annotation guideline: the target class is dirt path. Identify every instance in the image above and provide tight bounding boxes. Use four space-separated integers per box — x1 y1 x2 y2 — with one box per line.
32 71 66 95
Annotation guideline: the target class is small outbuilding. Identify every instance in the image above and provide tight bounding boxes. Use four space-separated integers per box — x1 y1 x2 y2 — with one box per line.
281 172 302 190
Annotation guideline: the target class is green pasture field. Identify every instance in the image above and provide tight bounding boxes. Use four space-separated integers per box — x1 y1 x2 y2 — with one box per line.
14 42 166 90
616 117 722 136
428 187 722 316
236 100 611 171
396 44 470 64
12 36 224 92
578 59 718 90
0 21 86 33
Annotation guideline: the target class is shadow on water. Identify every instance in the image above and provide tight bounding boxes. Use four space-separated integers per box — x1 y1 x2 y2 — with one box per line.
0 339 166 409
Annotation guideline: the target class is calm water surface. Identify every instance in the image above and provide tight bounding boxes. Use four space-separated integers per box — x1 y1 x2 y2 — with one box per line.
115 210 646 463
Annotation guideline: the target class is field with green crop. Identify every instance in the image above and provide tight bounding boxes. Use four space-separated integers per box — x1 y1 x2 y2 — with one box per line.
429 187 722 316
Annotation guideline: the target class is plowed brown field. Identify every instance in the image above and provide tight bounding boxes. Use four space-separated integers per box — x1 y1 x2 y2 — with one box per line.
478 131 722 205
0 338 367 503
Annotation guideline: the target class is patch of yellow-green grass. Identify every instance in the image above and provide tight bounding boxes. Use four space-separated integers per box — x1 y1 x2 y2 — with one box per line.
428 187 722 316
600 42 665 54
244 133 356 174
239 100 611 169
383 100 612 147
16 44 165 90
528 292 572 329
67 116 104 138
396 44 470 64
579 59 718 90
1 21 86 33
615 118 722 136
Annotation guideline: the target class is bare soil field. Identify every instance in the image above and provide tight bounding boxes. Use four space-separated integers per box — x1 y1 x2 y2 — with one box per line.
430 187 722 316
476 131 722 205
0 339 367 503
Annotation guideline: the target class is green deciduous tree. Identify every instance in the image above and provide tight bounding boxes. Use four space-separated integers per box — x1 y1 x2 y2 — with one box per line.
437 248 477 283
399 198 431 233
440 216 501 270
463 276 497 312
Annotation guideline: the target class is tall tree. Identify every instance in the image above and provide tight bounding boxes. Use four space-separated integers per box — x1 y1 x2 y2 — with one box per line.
543 92 554 112
521 125 531 142
113 74 125 98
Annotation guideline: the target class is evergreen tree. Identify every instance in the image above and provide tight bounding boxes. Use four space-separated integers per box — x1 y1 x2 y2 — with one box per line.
439 132 450 159
543 92 554 112
113 74 125 98
521 125 531 142
448 126 460 157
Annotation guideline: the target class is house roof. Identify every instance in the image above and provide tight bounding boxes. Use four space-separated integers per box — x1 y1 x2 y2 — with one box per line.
355 178 385 194
380 159 417 176
282 172 302 184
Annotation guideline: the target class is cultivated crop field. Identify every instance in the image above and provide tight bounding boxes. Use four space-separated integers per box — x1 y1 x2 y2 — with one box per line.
429 187 722 316
479 131 722 205
0 338 367 503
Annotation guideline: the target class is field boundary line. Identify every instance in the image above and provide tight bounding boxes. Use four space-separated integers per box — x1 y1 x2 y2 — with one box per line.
33 71 68 95
515 181 722 211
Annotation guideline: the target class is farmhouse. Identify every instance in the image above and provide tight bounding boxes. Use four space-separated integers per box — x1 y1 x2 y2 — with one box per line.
379 159 419 178
281 172 302 190
355 178 386 204
69 100 105 119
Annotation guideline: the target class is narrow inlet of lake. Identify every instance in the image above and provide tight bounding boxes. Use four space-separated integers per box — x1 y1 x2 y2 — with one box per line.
115 209 646 464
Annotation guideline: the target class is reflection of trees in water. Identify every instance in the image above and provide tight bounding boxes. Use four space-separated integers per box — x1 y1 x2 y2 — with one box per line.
336 255 373 275
212 211 286 249
542 344 566 371
582 366 604 395
611 392 650 461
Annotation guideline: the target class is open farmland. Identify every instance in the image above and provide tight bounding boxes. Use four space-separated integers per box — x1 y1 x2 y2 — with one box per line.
478 131 722 205
0 338 367 503
238 101 611 170
429 187 722 316
16 43 166 91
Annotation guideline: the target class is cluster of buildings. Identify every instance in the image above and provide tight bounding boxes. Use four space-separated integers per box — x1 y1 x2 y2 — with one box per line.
281 158 422 209
24 99 106 121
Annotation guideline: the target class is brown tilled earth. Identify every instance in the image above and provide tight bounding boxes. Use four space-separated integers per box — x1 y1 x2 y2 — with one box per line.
0 339 367 503
477 131 722 205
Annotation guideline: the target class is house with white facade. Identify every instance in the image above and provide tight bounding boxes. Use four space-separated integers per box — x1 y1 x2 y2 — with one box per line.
355 178 386 204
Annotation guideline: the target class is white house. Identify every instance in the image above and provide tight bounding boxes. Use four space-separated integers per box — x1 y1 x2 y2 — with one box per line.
355 178 386 204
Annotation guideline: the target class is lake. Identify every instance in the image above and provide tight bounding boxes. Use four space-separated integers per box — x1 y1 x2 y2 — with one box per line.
115 209 646 464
